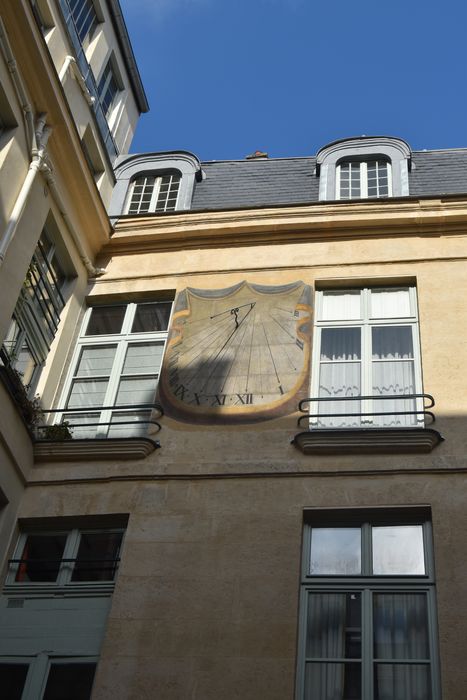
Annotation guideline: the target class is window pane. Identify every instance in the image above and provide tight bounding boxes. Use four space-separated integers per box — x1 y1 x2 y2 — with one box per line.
0 663 29 700
75 346 117 377
320 328 361 361
15 534 67 582
85 307 126 335
108 410 152 437
372 361 416 427
372 525 425 575
67 379 109 409
370 289 411 318
115 376 158 405
310 528 361 575
373 593 429 660
304 662 361 700
372 327 414 360
318 362 361 427
320 292 361 321
64 412 100 439
131 302 172 332
72 532 123 582
122 342 165 375
306 592 361 658
374 664 431 700
43 663 96 700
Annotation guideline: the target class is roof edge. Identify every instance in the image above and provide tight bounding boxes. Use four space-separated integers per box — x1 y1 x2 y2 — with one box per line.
107 0 149 113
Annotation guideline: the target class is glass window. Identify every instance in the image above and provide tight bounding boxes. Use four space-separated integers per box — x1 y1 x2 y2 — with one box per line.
98 61 119 119
126 173 181 214
337 160 392 200
298 513 439 700
61 301 171 438
312 287 422 428
9 528 124 587
68 0 98 43
0 663 30 700
43 662 96 700
1 230 67 388
15 533 67 582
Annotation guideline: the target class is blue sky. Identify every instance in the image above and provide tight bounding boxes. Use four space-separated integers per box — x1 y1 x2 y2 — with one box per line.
120 0 467 161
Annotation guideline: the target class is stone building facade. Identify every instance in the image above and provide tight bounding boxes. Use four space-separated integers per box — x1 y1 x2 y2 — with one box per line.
1 3 467 700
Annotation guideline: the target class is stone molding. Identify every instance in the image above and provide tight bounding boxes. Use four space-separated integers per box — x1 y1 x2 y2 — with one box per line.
292 428 444 455
33 437 159 462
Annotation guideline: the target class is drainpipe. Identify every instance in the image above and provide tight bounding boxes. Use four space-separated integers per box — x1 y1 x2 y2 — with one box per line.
0 19 105 277
0 114 51 266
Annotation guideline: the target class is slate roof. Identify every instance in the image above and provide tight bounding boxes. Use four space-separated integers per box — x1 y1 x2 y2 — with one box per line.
191 149 467 211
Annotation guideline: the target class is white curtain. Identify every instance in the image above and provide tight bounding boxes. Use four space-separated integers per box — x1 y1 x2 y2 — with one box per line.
305 594 349 699
373 593 431 700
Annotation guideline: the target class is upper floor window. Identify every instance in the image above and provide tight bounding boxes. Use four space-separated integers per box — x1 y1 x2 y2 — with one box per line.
59 301 172 438
1 230 67 388
126 173 181 214
30 0 55 33
311 286 422 428
316 137 411 201
337 159 392 200
68 0 98 43
297 508 440 700
98 60 119 120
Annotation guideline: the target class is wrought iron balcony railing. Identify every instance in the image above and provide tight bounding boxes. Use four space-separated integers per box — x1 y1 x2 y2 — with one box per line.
35 403 163 441
297 393 436 429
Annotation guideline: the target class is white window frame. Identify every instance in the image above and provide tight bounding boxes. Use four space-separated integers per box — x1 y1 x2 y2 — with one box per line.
58 301 172 438
336 160 392 200
125 173 181 214
7 527 124 590
310 286 424 428
0 654 98 700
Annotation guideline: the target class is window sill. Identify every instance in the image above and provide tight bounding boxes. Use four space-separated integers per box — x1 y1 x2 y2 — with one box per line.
292 427 444 455
33 437 159 462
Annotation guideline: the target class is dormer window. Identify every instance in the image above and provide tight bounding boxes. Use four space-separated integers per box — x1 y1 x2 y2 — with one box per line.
110 152 201 217
126 173 181 214
316 137 411 202
337 159 392 200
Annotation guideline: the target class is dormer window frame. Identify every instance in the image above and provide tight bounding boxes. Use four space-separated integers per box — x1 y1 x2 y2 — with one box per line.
316 137 411 202
336 158 393 200
125 171 181 215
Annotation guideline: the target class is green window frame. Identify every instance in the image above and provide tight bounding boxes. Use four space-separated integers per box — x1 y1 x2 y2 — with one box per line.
296 508 441 700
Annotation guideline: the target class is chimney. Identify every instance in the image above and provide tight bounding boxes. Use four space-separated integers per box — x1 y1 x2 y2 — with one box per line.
245 150 268 160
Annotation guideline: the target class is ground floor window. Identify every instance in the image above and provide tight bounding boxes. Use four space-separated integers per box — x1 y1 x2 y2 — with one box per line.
297 508 441 700
0 656 96 700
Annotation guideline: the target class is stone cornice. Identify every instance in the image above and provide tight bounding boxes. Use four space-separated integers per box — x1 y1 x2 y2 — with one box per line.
105 197 467 254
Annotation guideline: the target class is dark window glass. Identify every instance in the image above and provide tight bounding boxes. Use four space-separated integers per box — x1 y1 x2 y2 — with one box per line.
43 663 96 700
85 307 126 335
304 662 361 699
71 532 123 581
306 592 361 659
0 663 29 700
374 664 431 700
15 534 67 582
131 303 172 332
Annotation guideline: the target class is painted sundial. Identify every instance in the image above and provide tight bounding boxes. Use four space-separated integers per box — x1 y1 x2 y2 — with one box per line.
158 281 312 423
